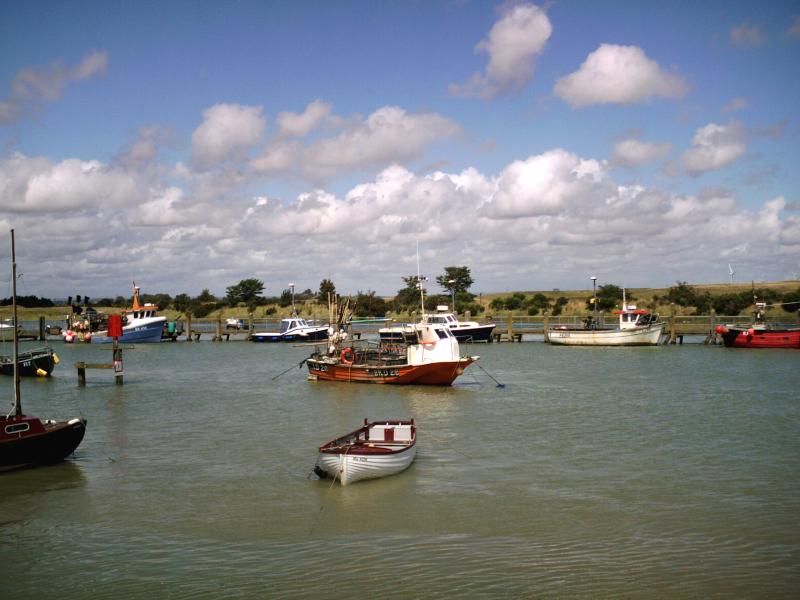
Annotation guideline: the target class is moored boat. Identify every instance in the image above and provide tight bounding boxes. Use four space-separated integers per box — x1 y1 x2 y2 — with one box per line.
252 316 328 343
0 346 58 377
714 303 800 348
308 321 477 385
314 419 417 485
410 305 495 343
548 288 664 346
90 282 165 344
1 230 86 472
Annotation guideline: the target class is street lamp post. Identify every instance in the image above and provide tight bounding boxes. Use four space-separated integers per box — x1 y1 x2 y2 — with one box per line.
448 279 456 314
289 282 295 315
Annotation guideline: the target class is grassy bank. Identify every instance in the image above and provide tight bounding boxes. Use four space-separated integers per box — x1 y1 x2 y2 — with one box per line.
3 280 798 324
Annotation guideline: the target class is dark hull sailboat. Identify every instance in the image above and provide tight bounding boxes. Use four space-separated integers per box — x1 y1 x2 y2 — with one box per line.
0 347 57 377
0 415 86 471
0 229 86 472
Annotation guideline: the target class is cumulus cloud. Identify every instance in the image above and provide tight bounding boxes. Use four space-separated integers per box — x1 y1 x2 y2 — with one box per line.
276 100 333 137
730 23 766 47
116 126 171 167
449 3 552 99
1 146 796 297
485 149 612 218
680 121 746 174
0 153 138 212
611 138 672 167
554 44 689 107
252 106 460 181
0 50 108 124
190 103 266 171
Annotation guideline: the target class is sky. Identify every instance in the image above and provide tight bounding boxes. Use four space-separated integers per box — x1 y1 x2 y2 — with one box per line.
1 0 799 300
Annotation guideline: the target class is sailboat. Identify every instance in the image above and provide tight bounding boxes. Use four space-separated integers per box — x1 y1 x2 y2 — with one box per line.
0 230 86 472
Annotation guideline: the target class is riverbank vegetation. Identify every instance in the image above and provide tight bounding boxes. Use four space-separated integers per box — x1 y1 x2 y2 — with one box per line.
2 271 798 323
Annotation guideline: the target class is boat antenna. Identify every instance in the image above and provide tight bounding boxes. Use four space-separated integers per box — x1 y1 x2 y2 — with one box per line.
416 241 426 320
11 229 21 416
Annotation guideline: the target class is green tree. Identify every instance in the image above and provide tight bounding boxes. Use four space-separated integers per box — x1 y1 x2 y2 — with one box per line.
318 278 336 303
552 296 569 316
436 266 474 295
173 293 191 314
226 278 265 310
782 288 800 313
587 284 626 312
354 290 387 317
394 275 425 311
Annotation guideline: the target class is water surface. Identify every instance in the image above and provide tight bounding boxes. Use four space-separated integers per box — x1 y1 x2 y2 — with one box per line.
2 340 798 598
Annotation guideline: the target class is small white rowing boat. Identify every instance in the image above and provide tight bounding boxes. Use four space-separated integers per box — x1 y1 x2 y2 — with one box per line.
314 419 417 485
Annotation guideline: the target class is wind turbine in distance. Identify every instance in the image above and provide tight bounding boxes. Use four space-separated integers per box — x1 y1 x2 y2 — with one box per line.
728 263 735 284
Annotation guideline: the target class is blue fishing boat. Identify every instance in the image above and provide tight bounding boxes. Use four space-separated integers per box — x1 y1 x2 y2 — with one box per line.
91 282 165 344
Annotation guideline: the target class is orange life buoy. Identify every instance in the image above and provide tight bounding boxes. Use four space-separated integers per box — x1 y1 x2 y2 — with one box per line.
340 348 354 365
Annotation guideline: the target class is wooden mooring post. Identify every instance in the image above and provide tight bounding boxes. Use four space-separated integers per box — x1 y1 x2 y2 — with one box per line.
76 338 123 385
213 313 223 341
38 316 46 341
186 312 193 342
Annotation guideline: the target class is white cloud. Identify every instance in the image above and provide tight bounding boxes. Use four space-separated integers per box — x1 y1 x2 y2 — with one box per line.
276 100 332 137
449 3 552 99
554 44 689 107
190 103 266 171
0 51 108 124
1 147 796 297
730 23 766 47
116 126 171 167
611 138 672 167
252 106 460 181
680 121 746 174
485 149 612 218
0 153 138 212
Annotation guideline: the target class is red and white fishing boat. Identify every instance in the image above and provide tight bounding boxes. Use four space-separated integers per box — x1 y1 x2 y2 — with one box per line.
306 283 478 385
715 304 800 349
307 322 477 385
314 419 417 485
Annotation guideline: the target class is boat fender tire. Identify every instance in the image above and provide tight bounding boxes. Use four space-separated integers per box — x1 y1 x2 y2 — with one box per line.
340 348 354 365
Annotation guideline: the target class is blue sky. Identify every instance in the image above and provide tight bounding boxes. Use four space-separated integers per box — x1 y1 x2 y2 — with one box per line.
0 0 798 299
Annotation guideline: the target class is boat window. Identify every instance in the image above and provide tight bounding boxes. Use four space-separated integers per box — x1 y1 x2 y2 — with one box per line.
5 422 30 434
436 328 449 339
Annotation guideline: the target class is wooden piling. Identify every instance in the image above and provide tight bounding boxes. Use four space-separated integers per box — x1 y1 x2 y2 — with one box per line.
38 316 46 341
186 312 193 342
543 313 550 343
247 313 254 340
506 314 514 342
668 304 677 344
213 314 222 341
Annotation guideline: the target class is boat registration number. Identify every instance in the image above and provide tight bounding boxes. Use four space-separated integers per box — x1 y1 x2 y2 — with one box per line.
555 331 570 338
369 369 399 377
308 363 329 372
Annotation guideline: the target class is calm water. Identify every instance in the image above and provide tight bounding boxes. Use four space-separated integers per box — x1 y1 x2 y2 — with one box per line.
1 339 798 598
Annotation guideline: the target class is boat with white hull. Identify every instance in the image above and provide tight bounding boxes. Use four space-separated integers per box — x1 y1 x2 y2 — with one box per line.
314 419 417 485
548 296 664 347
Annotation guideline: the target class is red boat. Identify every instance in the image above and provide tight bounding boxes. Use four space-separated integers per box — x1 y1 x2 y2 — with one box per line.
715 324 800 349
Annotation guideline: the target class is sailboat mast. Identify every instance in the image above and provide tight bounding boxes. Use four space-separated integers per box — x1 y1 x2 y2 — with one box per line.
11 229 21 416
